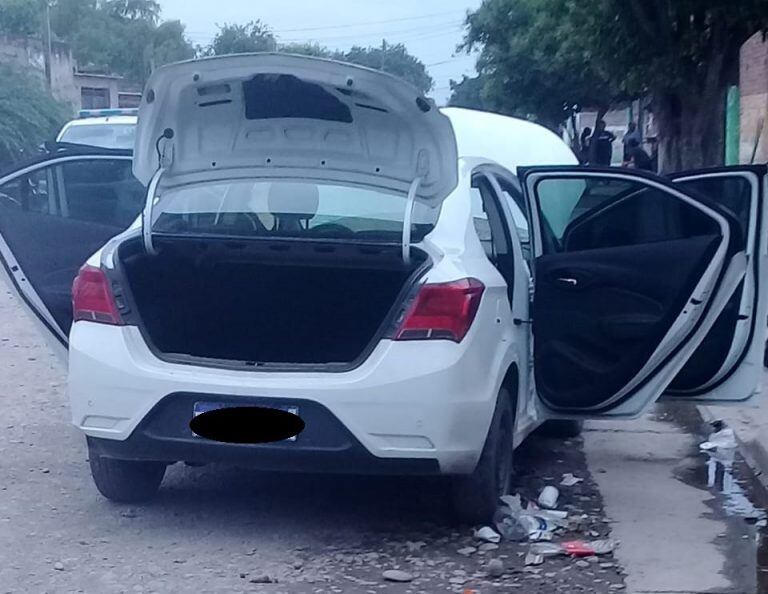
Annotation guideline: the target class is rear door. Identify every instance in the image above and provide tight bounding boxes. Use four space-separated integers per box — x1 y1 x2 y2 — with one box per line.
520 167 748 419
0 152 144 359
664 166 767 402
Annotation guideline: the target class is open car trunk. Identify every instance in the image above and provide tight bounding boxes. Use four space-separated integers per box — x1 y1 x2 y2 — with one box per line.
117 237 428 369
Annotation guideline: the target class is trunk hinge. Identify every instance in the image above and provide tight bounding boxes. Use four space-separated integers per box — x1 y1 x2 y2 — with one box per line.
142 168 165 256
402 177 422 264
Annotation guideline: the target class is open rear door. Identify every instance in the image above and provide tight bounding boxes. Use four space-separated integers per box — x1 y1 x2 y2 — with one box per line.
520 167 747 419
663 166 767 402
0 150 143 362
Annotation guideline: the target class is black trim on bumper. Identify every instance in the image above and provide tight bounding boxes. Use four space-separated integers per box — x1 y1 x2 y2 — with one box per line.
86 392 440 475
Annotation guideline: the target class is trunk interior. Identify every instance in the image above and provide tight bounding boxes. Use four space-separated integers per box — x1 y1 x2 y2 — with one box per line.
118 237 427 368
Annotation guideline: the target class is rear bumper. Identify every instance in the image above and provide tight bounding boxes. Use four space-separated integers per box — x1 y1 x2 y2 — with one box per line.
87 393 440 475
69 316 513 475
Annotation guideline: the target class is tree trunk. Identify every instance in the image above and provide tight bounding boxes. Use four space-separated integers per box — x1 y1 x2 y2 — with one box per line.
653 22 736 174
655 87 726 173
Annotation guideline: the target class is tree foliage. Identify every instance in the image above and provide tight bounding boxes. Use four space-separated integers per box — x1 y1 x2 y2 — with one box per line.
341 41 433 94
0 0 40 35
207 20 277 56
459 0 768 170
207 28 434 94
0 63 68 167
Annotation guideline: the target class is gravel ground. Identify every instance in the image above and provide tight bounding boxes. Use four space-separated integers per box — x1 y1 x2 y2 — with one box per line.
0 285 626 593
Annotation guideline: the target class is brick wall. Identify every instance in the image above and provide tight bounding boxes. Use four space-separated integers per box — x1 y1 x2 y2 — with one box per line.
741 32 768 163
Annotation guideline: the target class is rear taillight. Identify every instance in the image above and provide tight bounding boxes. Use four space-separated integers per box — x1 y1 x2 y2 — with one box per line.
395 278 485 342
72 265 123 325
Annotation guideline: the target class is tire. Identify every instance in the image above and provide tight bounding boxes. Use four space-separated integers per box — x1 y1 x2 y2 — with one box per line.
451 387 516 524
88 450 166 503
539 419 584 439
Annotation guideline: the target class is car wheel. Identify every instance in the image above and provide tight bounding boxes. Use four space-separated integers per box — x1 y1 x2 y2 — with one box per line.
88 450 166 503
451 387 515 524
539 419 584 439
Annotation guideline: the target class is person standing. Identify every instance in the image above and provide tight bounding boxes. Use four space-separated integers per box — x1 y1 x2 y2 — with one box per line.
579 127 592 164
590 120 616 166
622 121 642 163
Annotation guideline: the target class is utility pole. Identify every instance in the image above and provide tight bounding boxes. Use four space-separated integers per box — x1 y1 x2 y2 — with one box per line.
42 1 53 89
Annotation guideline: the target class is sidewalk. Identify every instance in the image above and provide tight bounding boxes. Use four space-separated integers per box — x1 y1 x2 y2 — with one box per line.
699 370 768 487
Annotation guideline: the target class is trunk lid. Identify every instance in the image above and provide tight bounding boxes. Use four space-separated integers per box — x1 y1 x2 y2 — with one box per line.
133 53 458 204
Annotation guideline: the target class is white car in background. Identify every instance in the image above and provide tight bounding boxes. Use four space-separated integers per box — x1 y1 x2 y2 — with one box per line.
0 55 765 523
57 109 138 149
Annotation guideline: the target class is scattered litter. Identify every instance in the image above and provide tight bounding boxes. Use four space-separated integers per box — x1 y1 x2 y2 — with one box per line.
538 486 559 509
474 526 501 543
457 546 477 556
249 575 276 584
382 569 414 583
528 539 617 558
524 553 544 566
499 494 524 512
561 539 617 557
53 561 64 571
560 473 583 487
529 542 567 557
486 558 505 577
700 420 738 451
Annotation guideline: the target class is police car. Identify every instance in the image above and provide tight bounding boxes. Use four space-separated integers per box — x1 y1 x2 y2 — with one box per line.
56 109 138 150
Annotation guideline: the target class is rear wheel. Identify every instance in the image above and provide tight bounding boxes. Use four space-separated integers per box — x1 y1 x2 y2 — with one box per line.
451 387 515 524
88 448 166 503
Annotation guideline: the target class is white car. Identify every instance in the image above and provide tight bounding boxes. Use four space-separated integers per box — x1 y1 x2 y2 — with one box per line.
0 55 765 523
57 109 138 150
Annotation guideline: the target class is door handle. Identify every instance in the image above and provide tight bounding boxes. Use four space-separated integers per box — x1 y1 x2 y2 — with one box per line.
556 277 579 287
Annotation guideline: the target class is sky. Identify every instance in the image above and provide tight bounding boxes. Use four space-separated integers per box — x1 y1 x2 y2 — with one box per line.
158 0 483 104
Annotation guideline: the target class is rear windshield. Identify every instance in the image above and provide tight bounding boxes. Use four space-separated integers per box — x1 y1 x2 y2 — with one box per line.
152 180 441 242
59 124 136 149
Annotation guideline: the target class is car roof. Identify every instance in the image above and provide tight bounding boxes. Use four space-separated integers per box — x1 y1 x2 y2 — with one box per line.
61 116 138 129
441 107 579 171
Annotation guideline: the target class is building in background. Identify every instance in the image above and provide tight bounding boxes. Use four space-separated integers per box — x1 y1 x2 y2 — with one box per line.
0 34 141 115
740 32 768 164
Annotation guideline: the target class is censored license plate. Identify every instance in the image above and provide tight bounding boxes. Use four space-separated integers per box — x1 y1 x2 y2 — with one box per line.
192 402 300 441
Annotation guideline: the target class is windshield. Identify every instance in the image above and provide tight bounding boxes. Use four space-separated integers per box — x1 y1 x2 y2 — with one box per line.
58 123 136 149
153 180 441 242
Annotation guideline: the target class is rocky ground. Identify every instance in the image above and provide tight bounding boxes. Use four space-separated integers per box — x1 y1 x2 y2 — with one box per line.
0 284 626 594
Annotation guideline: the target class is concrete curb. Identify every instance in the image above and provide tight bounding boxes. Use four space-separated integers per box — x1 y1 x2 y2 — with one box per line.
699 405 768 490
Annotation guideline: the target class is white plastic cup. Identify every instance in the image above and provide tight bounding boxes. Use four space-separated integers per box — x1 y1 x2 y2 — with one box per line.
537 486 559 509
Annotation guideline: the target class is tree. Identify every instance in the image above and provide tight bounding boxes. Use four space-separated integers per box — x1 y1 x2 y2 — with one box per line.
207 20 276 56
278 41 334 58
341 41 433 94
0 0 41 35
461 0 768 171
0 63 68 167
448 75 487 111
151 20 195 68
104 0 159 23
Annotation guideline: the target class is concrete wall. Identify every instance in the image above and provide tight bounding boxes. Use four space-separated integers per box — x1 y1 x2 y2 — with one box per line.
740 32 768 164
73 73 121 109
0 35 79 112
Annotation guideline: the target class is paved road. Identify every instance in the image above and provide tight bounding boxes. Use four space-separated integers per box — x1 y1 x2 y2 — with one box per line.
0 283 762 594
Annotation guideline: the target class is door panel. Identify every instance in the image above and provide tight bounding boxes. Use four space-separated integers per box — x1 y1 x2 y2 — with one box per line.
535 236 719 410
665 167 767 401
0 154 143 353
521 167 743 418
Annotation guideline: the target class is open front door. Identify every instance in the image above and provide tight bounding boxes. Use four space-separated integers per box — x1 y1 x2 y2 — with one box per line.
520 167 747 419
0 150 143 362
664 166 767 402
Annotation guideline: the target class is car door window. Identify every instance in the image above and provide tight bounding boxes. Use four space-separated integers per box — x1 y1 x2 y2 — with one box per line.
0 157 143 337
470 175 512 262
536 177 720 254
